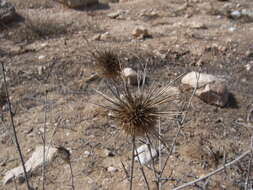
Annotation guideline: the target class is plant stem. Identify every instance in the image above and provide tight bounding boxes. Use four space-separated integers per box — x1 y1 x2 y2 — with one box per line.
129 136 135 190
1 62 31 190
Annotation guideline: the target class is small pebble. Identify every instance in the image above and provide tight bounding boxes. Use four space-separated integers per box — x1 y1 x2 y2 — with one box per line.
38 55 46 60
84 151 91 157
107 166 118 172
104 149 115 157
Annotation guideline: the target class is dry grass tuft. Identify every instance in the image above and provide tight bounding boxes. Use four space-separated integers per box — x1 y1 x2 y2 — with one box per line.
23 17 68 40
88 49 121 79
7 15 69 42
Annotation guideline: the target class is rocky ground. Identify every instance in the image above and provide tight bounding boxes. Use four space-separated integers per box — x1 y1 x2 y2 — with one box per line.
0 0 253 189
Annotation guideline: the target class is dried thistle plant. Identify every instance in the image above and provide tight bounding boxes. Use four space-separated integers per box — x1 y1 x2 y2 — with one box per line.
94 70 181 190
88 49 122 80
95 79 180 138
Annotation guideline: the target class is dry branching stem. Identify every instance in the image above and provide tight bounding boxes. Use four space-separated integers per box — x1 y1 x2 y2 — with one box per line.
244 152 253 190
69 161 75 190
42 90 48 190
1 62 32 190
134 139 150 190
129 136 136 190
173 150 251 190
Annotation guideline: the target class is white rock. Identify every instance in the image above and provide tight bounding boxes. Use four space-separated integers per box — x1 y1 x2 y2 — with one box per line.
195 81 229 107
228 26 236 32
245 63 252 71
100 32 110 40
241 9 253 21
188 21 207 29
104 149 115 157
107 166 118 172
37 66 46 75
3 146 58 185
230 10 241 18
181 71 221 88
108 111 115 118
40 43 48 48
122 67 138 85
107 10 121 19
38 55 45 60
92 34 101 41
132 26 149 39
135 144 158 165
84 151 91 157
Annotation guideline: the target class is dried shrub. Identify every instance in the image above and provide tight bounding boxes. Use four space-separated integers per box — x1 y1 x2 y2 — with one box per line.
8 0 55 9
88 48 122 79
8 15 69 42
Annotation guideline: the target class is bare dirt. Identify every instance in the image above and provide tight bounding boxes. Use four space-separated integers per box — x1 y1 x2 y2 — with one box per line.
0 0 253 189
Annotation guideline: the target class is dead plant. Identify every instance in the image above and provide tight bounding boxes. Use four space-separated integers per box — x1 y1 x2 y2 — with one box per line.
88 48 122 80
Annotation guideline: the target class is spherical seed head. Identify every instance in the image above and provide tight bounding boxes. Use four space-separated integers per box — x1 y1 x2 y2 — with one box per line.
115 95 158 137
95 78 180 138
90 49 121 79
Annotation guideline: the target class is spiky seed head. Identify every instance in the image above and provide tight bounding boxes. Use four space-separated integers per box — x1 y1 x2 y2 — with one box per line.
96 82 179 137
115 94 158 136
89 49 121 79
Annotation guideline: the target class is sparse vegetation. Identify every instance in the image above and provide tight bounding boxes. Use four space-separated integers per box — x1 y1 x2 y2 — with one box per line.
1 0 253 190
8 0 55 9
9 16 69 42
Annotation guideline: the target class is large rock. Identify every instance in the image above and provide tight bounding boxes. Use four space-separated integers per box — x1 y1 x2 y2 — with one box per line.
181 72 229 107
56 0 98 8
181 71 221 88
195 81 229 107
3 146 58 185
132 26 150 39
0 0 17 23
134 144 158 165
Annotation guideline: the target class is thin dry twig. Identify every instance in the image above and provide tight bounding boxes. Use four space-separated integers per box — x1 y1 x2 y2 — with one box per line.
57 146 75 190
42 90 48 190
173 150 251 190
1 62 32 190
244 152 253 190
14 177 18 190
129 136 136 190
146 134 159 182
160 75 199 178
121 161 130 182
158 118 162 190
134 139 150 190
69 161 75 190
